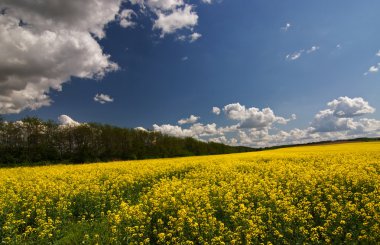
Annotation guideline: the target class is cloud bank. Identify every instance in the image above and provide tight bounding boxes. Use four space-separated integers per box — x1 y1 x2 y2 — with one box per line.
153 97 380 147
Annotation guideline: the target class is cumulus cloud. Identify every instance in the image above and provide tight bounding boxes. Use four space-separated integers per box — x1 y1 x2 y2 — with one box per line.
58 114 80 126
351 119 380 136
153 5 198 37
209 136 228 144
376 50 380 57
327 96 375 118
223 103 291 129
153 97 379 148
281 22 291 32
178 115 199 125
212 106 221 115
310 109 356 132
0 0 208 114
0 0 120 114
130 0 202 37
1 0 122 38
310 97 377 133
234 97 379 147
153 124 192 138
94 93 114 104
153 122 225 139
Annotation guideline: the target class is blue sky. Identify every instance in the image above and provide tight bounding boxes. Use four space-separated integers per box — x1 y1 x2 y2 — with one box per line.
1 0 380 146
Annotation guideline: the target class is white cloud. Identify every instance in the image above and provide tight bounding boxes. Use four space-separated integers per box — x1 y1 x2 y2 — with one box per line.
176 32 201 43
154 97 379 148
135 126 148 131
153 5 198 37
281 22 291 32
212 106 221 115
310 109 356 132
376 50 380 57
310 97 376 133
119 9 136 28
146 0 184 11
153 124 193 138
178 115 199 125
201 0 213 4
189 32 202 42
1 0 122 38
209 136 228 144
306 46 319 53
286 50 304 61
0 0 120 114
223 103 291 129
181 56 189 61
0 0 209 114
286 45 319 61
369 65 379 72
364 63 380 75
351 118 380 135
94 93 114 104
58 114 80 126
336 44 342 49
176 35 187 41
153 122 225 139
327 96 375 117
129 0 204 38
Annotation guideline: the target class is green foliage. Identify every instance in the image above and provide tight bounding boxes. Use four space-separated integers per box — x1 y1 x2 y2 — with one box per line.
0 117 252 166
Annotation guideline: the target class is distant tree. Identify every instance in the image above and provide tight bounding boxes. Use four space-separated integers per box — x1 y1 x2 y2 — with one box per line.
0 117 253 166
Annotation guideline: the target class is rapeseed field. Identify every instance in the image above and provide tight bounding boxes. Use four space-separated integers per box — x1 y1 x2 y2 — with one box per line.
0 142 379 244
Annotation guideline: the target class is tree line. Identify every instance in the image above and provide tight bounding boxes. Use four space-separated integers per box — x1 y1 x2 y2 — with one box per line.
0 117 252 166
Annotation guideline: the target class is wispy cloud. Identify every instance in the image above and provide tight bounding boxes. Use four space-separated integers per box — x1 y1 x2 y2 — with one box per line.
286 45 320 61
286 50 304 61
281 22 291 32
306 46 320 54
176 32 202 43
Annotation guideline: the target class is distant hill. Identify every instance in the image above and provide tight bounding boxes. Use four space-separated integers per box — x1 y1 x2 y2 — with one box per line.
256 137 380 151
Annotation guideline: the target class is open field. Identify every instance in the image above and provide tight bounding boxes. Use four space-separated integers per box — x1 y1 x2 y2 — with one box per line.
1 142 380 244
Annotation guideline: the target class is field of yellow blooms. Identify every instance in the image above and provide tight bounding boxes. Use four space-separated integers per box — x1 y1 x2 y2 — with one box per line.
1 142 380 244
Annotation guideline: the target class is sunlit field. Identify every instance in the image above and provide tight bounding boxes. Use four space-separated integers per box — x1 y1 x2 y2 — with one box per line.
1 142 379 244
